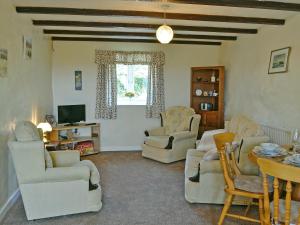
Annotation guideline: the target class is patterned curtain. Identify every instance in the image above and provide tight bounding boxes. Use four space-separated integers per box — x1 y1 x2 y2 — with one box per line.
146 64 165 118
95 50 165 119
95 64 117 119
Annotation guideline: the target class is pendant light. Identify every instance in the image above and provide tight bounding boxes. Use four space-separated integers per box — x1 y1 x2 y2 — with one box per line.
156 4 173 44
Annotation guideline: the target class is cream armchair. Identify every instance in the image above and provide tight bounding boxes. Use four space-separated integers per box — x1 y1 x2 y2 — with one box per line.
184 115 269 204
8 121 102 220
142 106 201 163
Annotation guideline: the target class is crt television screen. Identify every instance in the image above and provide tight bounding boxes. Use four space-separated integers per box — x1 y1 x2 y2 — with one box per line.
58 104 86 124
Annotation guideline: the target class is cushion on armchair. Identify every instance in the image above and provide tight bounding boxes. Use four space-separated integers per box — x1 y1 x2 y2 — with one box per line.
227 115 264 141
202 148 219 161
163 106 195 135
196 115 264 154
15 121 41 142
196 129 226 151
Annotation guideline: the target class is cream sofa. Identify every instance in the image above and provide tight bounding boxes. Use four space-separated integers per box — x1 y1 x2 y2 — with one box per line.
142 106 201 163
185 115 269 204
8 121 102 220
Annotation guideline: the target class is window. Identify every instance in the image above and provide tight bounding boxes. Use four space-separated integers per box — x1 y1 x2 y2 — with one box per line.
117 64 149 105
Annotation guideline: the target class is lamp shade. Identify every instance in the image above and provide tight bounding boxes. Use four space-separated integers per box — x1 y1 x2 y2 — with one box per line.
156 24 174 44
37 122 52 132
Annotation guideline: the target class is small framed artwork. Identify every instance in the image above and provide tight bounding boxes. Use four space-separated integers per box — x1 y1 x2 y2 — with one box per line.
23 36 32 60
268 47 291 74
0 49 8 77
75 70 82 90
45 115 57 127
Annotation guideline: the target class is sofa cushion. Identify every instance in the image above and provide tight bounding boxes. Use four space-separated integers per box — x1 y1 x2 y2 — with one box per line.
163 106 195 135
15 121 41 142
144 136 170 149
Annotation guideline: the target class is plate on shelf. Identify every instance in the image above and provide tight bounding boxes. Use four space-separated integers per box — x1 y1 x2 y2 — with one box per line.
195 89 202 96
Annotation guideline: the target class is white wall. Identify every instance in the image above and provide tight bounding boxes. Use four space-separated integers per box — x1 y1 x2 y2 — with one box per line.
52 42 220 149
220 14 300 130
0 0 53 215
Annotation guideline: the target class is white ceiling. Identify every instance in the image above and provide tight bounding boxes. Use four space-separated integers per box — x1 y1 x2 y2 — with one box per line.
12 0 300 44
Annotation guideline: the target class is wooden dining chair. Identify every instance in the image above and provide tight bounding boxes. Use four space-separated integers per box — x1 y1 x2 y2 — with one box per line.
214 132 265 225
258 158 300 225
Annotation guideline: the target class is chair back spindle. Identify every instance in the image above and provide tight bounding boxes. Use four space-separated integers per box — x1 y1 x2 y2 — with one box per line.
214 132 236 191
258 158 300 225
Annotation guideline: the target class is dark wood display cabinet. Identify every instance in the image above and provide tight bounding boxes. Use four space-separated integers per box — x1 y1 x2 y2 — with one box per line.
190 66 224 138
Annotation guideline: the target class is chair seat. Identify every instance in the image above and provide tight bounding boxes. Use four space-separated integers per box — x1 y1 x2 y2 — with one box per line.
144 136 170 149
234 175 272 193
271 199 300 224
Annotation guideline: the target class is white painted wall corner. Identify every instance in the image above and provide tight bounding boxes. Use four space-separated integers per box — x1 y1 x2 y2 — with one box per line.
0 189 20 223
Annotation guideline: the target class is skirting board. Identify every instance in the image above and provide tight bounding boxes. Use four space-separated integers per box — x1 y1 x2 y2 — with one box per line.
101 146 142 152
0 189 20 222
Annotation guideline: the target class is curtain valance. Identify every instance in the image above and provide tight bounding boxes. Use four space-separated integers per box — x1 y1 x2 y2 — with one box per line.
95 50 165 66
95 50 165 119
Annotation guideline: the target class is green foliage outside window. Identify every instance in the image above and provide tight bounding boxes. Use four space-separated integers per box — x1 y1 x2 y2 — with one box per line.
134 77 146 96
117 79 126 96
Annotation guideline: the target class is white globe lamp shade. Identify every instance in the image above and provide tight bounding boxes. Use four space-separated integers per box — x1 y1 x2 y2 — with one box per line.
156 24 174 44
37 122 52 133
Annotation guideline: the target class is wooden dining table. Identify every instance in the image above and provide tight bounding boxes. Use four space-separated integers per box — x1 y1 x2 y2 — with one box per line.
248 145 300 201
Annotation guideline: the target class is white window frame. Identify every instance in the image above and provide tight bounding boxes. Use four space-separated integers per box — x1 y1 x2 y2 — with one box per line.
116 64 149 106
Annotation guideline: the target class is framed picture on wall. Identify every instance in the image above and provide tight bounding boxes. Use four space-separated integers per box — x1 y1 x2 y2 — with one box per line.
23 36 32 60
45 115 57 127
75 70 82 90
268 47 291 74
0 49 8 77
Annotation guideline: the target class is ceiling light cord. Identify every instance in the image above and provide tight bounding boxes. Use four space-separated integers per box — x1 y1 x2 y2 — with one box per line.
156 2 174 44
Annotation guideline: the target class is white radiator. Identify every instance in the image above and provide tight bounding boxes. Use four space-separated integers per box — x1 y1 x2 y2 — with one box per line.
261 125 292 145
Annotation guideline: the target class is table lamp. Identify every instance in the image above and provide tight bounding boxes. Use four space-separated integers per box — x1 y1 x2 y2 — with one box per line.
37 122 52 143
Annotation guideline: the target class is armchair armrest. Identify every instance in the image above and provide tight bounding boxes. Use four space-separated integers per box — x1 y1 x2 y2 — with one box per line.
190 114 201 134
185 149 206 177
44 166 90 182
145 127 165 136
171 131 196 141
200 160 222 174
163 131 197 149
49 150 80 167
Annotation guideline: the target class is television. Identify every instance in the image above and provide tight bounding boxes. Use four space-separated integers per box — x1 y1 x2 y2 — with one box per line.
58 104 86 124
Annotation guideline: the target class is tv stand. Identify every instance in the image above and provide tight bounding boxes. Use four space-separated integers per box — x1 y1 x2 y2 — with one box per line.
48 123 100 156
64 123 79 126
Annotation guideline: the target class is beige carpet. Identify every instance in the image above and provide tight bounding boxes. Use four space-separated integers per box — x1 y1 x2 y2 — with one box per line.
2 152 257 225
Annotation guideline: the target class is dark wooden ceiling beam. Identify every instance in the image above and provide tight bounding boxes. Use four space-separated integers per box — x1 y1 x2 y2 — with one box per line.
44 29 237 40
33 20 258 34
168 0 300 12
15 7 285 25
51 36 222 45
